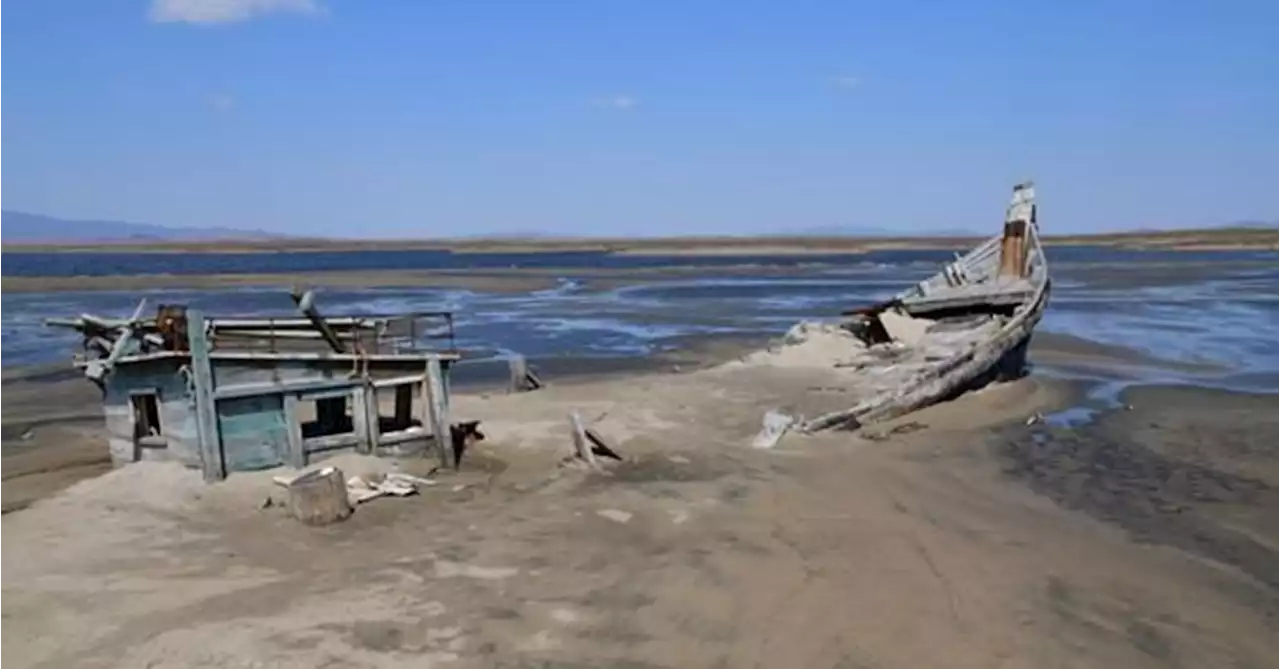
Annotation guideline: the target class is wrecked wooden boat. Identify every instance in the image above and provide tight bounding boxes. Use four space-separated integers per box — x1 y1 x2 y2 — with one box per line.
46 288 462 481
795 181 1049 432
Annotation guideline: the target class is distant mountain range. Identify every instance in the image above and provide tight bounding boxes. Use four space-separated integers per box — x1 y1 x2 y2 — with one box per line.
1 211 281 243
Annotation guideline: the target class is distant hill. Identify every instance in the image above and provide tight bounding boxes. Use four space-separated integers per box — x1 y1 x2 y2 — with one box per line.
1 211 282 243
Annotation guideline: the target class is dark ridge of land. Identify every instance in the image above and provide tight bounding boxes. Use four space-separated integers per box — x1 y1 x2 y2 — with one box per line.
2 226 1275 254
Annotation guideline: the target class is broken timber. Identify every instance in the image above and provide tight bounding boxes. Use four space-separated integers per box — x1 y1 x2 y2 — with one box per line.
508 355 544 393
566 411 623 470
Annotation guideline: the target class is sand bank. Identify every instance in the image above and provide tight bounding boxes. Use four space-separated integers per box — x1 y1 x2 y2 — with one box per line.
3 326 1275 668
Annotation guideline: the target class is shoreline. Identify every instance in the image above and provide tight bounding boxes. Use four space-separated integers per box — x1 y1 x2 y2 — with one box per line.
3 227 1275 256
4 324 1272 512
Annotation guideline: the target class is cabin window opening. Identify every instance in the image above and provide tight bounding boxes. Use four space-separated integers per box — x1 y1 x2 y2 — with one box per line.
131 392 163 441
376 383 423 434
299 395 356 439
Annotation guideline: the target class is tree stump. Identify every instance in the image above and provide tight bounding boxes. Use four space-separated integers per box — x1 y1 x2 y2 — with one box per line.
285 466 353 525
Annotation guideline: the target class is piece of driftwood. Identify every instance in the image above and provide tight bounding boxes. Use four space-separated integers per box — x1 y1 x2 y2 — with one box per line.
283 466 353 525
568 411 598 469
508 355 544 392
584 428 622 461
752 410 795 449
565 412 622 470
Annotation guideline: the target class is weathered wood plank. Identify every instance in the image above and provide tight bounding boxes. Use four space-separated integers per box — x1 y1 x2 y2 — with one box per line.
187 309 226 482
508 355 544 392
424 358 451 469
569 411 598 470
283 393 306 467
217 394 288 472
350 386 371 454
302 432 362 452
214 377 363 401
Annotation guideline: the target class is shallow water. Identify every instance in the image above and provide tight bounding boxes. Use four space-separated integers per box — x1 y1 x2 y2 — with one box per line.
3 247 1275 392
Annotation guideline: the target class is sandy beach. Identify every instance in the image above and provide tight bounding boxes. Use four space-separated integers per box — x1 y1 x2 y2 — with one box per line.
2 330 1275 669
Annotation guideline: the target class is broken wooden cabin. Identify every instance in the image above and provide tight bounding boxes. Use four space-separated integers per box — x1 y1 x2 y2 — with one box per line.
46 289 461 481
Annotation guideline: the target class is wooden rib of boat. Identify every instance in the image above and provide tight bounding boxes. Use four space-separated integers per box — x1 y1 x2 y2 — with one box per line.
798 181 1050 432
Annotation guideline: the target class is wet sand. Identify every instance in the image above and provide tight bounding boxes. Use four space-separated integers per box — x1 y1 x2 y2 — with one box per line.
1 270 564 295
2 332 1276 668
1 263 892 294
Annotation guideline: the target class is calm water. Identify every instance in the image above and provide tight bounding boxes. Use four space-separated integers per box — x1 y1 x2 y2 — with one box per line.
3 247 1276 392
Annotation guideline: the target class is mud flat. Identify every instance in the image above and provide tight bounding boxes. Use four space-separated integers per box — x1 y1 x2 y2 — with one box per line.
3 225 1275 256
3 327 1276 668
0 270 564 295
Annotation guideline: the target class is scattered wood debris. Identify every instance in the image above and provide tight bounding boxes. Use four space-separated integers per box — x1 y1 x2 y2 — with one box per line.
596 509 633 524
344 472 437 504
562 411 623 471
752 410 795 449
509 355 544 392
862 421 929 442
273 469 437 507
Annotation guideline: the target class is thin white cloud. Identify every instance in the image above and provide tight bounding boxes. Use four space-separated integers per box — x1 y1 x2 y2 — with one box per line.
834 75 860 88
589 94 638 110
206 93 236 112
149 0 323 25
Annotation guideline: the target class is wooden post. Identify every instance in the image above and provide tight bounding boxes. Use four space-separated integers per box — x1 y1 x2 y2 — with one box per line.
187 309 225 482
285 467 353 525
998 219 1028 279
424 358 451 469
283 393 306 468
508 355 543 393
363 385 381 452
569 411 599 470
1000 182 1035 280
350 387 371 454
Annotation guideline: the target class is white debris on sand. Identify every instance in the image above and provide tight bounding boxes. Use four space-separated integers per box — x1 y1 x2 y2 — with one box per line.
735 320 868 368
751 410 795 449
433 560 520 580
595 509 634 524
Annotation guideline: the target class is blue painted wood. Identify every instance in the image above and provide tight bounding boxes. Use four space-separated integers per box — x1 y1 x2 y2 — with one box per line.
187 310 225 481
214 377 363 401
102 357 202 467
217 394 288 471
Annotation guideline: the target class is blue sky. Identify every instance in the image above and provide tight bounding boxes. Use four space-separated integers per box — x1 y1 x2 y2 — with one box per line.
3 0 1276 237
